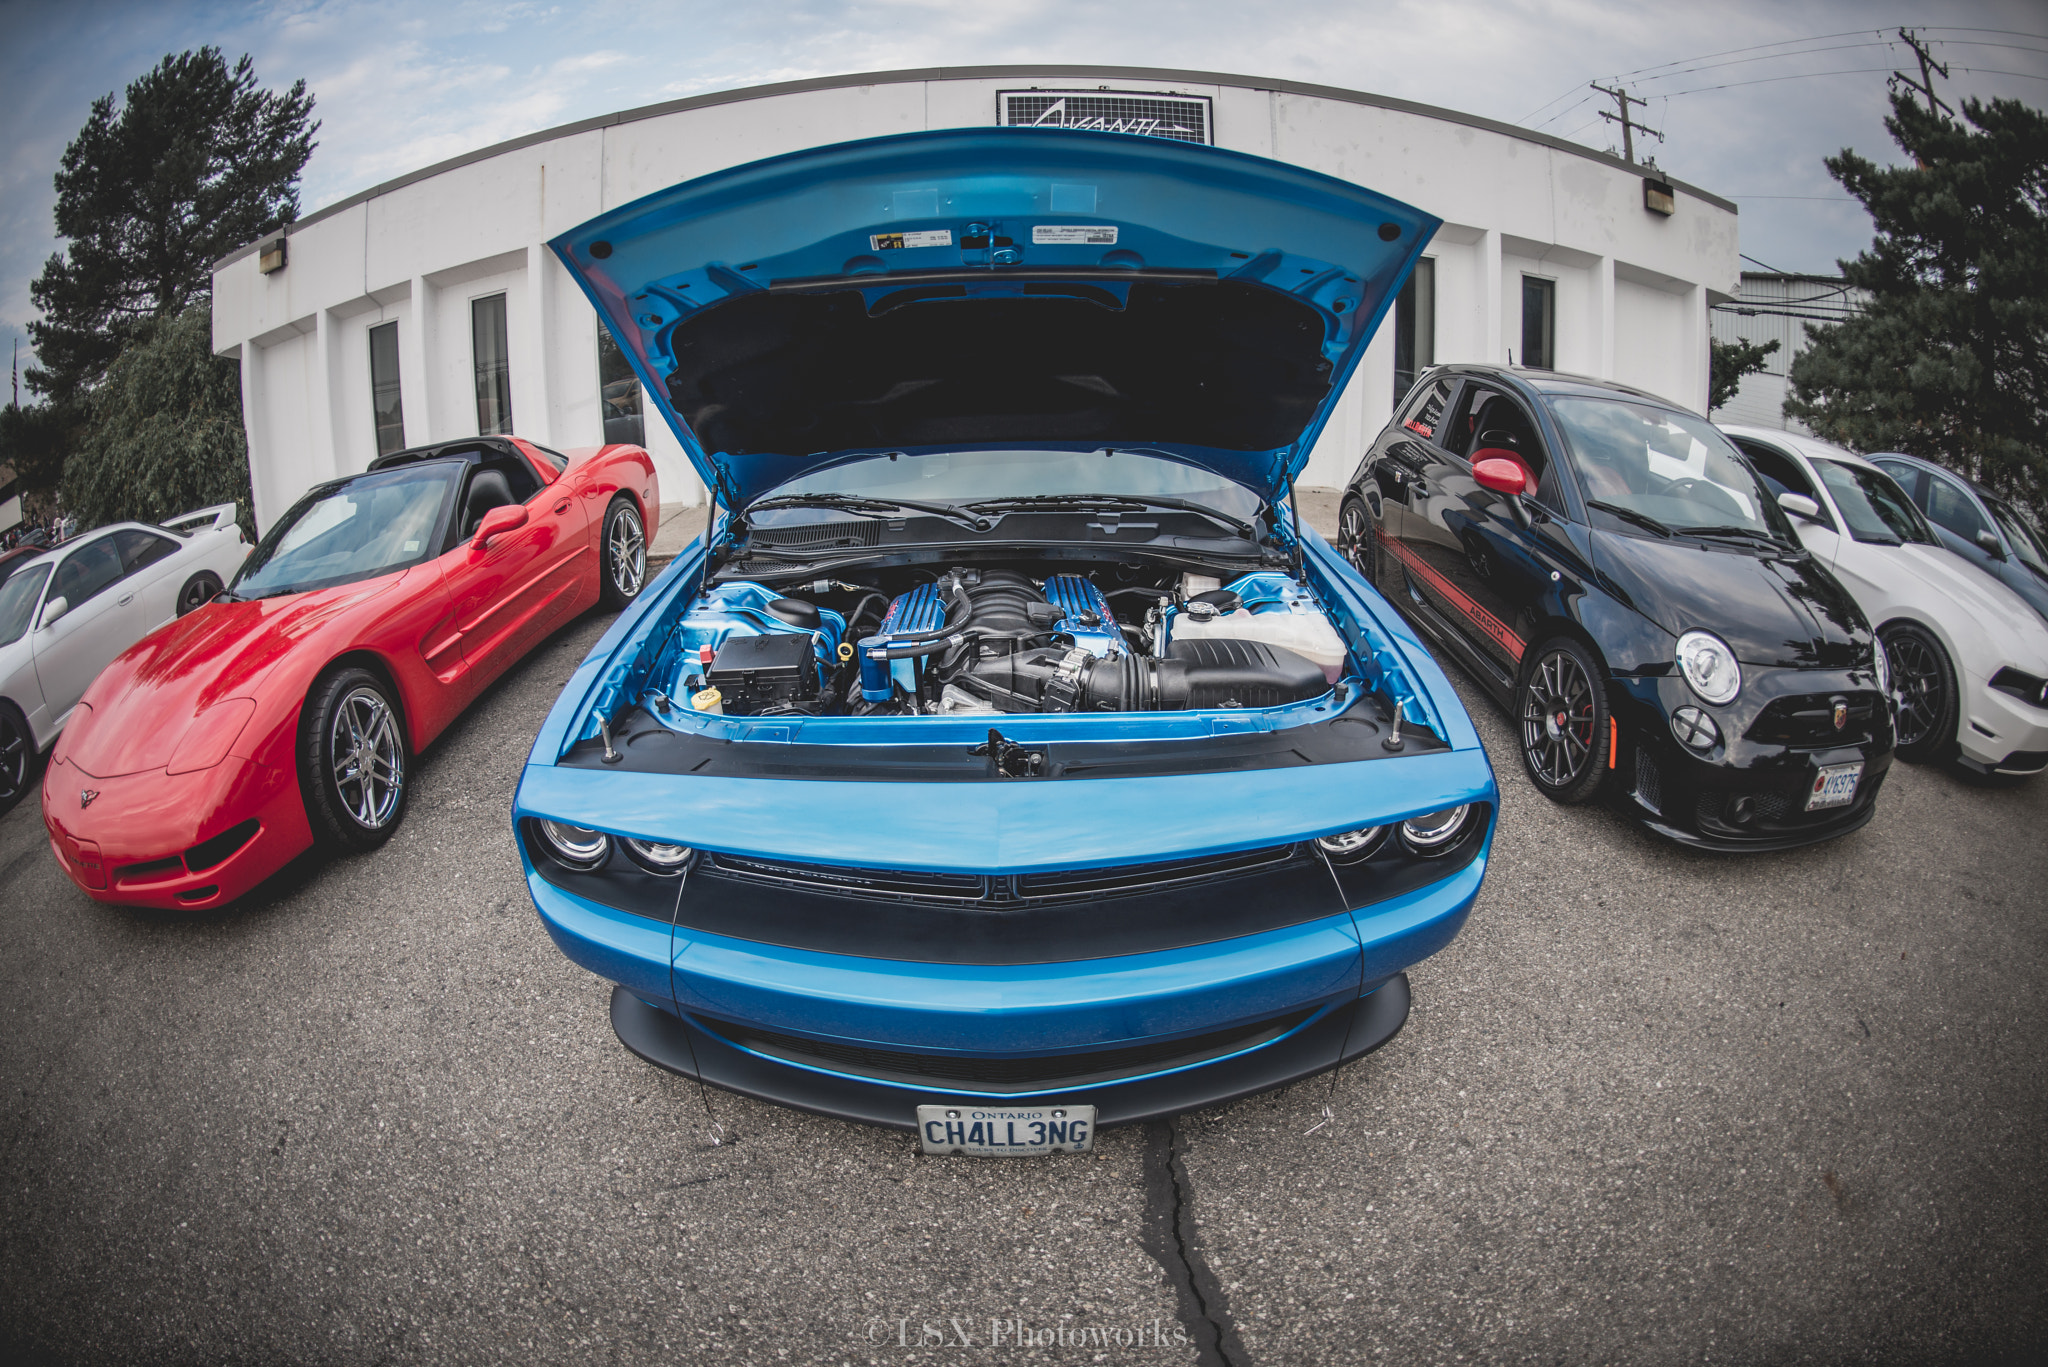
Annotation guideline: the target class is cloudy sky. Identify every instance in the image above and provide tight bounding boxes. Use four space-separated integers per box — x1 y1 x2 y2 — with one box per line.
2 0 2045 393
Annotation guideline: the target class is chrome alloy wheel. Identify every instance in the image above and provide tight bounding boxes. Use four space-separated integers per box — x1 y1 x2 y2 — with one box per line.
608 504 646 600
1339 500 1371 576
1884 630 1944 751
0 710 26 805
328 686 404 830
1520 647 1598 789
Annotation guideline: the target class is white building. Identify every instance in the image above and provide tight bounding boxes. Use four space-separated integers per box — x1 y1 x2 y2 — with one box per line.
1709 271 1866 434
212 66 1740 532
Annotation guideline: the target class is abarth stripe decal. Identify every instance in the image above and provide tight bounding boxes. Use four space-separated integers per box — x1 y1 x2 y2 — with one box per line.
1376 526 1527 662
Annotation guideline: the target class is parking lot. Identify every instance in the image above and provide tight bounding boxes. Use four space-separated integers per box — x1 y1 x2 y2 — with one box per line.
2 501 2044 1366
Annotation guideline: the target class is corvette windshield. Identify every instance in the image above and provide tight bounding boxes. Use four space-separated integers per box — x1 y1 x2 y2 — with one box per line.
233 464 457 599
1548 399 1782 540
0 563 51 647
753 449 1264 527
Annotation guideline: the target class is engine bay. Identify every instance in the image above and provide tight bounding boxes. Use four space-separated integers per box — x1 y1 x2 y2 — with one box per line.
656 562 1355 719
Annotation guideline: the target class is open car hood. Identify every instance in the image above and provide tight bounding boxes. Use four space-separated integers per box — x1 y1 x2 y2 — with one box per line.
550 127 1438 508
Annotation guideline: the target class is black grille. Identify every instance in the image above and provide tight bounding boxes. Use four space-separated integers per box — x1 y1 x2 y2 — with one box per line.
708 853 987 901
1015 845 1296 900
749 521 880 550
706 845 1300 906
1696 769 1884 835
185 819 259 873
1745 691 1882 748
707 1006 1317 1089
1633 750 1663 815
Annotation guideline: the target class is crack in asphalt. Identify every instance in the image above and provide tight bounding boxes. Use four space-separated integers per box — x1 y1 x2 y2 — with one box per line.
1142 1118 1247 1367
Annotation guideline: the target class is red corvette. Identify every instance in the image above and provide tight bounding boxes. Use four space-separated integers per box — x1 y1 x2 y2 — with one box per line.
43 436 658 909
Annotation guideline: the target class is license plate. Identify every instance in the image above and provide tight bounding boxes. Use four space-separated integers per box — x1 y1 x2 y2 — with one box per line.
1806 761 1863 811
916 1104 1095 1157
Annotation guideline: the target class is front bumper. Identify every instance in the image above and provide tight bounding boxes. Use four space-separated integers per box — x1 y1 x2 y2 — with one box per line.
1956 680 2048 776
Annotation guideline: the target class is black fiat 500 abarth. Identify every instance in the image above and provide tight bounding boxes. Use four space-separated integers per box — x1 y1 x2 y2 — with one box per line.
1337 365 1894 850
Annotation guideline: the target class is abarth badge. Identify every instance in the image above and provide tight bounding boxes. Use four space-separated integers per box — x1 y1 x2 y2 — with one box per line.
1832 701 1848 730
79 789 99 808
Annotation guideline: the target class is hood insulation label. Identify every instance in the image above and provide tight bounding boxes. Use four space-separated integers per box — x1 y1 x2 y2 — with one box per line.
871 230 952 250
1031 225 1118 245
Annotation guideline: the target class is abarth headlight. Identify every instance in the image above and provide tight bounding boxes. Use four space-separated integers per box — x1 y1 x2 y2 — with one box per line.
537 819 610 870
1315 826 1387 860
622 837 694 875
1676 630 1741 705
1400 805 1471 855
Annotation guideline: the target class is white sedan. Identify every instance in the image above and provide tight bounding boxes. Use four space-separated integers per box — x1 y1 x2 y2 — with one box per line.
0 505 250 813
1721 426 2048 779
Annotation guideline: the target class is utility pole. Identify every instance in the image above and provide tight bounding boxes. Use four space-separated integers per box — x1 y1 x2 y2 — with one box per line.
1890 28 1954 117
1590 83 1663 165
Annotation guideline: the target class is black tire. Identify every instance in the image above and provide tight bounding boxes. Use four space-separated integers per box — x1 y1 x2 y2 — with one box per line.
1517 635 1611 804
598 495 647 611
1882 622 1958 764
0 701 41 818
176 571 223 617
299 667 408 853
1338 497 1375 580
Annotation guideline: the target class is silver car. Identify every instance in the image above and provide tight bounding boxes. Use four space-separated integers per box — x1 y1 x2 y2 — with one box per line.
0 506 250 814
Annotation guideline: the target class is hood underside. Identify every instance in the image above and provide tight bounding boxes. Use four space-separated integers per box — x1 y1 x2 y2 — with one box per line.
551 127 1438 506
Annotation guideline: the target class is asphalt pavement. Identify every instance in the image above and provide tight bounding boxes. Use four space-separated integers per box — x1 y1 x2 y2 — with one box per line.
2 499 2044 1365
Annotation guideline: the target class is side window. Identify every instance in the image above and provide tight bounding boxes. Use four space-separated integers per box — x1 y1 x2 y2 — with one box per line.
1872 460 1925 507
1399 378 1453 442
52 536 126 609
1734 439 1833 529
114 529 180 576
1923 476 1992 542
1449 387 1548 474
450 458 541 546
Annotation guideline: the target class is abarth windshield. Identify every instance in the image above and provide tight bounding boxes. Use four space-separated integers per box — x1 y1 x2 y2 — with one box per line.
233 464 458 599
0 563 51 647
1549 398 1785 542
749 449 1265 528
1813 460 1937 547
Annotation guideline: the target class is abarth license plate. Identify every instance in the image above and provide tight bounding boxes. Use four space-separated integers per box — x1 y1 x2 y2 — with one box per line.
1806 761 1863 811
916 1104 1095 1157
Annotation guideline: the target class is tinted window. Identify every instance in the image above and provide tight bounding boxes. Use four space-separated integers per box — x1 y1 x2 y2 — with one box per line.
1814 460 1936 546
370 321 406 457
52 537 125 609
472 294 513 437
1986 498 2048 578
0 563 50 646
1392 260 1435 401
1549 398 1784 539
1400 378 1453 442
1734 440 1835 531
1521 277 1555 370
234 464 459 599
114 529 179 575
530 443 570 474
1923 476 1992 541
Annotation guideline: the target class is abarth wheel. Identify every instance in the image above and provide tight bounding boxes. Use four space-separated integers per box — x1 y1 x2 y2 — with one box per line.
1881 622 1958 763
599 495 646 610
1517 636 1610 804
0 701 40 818
300 667 408 852
176 571 223 617
1339 498 1375 579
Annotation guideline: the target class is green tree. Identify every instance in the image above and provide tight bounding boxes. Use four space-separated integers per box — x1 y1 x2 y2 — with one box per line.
1785 91 2048 524
27 47 317 408
1708 336 1780 412
63 306 253 534
0 401 76 518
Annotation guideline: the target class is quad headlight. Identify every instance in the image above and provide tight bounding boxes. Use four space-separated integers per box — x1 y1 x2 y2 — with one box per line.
1675 630 1742 705
1400 805 1472 855
1315 826 1388 860
536 820 610 870
621 837 694 874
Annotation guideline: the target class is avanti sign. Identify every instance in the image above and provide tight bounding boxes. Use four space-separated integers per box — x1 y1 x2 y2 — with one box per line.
997 89 1212 144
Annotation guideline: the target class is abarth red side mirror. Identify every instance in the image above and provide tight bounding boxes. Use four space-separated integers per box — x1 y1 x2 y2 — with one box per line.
1472 452 1534 497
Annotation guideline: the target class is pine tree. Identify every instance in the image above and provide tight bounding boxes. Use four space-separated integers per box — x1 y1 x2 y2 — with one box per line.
1785 91 2048 525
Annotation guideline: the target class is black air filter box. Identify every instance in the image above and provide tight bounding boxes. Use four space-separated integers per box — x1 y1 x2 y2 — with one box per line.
1167 638 1327 709
708 633 818 712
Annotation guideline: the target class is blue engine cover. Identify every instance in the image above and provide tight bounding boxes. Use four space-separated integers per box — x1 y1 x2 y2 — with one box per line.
1042 575 1122 658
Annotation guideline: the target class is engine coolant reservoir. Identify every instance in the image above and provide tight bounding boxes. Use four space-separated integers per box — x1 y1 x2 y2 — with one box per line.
1162 573 1348 682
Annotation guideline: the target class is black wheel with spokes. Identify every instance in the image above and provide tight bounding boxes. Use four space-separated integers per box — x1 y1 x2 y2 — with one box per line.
0 701 40 818
300 667 409 853
1339 498 1375 580
598 496 647 610
1881 622 1957 763
1517 636 1610 804
176 571 223 617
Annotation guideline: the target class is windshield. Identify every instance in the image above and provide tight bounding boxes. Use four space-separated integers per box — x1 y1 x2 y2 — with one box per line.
751 449 1265 526
1813 460 1936 547
0 563 50 647
233 464 457 599
1548 398 1783 539
1987 498 2048 578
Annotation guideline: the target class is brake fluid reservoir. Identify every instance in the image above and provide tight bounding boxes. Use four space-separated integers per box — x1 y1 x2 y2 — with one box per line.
1163 574 1348 682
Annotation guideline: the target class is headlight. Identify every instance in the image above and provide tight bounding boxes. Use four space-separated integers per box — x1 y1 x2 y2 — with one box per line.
1315 826 1387 860
1872 637 1890 697
536 819 609 870
1670 705 1719 752
1400 805 1471 855
1675 630 1742 705
622 837 694 874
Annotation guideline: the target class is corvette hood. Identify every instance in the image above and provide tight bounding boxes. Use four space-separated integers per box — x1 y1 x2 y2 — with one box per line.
64 574 405 778
550 127 1438 507
1591 531 1867 669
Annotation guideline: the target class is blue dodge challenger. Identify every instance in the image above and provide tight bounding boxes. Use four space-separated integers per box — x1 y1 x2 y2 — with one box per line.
515 127 1497 1155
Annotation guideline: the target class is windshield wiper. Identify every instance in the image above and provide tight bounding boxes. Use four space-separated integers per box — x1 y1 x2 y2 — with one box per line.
743 493 991 532
964 494 1256 540
1587 500 1674 538
1675 524 1787 546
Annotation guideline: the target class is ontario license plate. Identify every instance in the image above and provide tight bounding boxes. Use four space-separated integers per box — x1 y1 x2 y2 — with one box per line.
916 1105 1095 1157
1806 761 1863 811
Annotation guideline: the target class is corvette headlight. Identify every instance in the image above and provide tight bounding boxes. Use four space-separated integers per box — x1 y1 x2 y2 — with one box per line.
1315 826 1387 860
1675 630 1742 705
536 819 610 871
1400 805 1472 855
622 837 693 874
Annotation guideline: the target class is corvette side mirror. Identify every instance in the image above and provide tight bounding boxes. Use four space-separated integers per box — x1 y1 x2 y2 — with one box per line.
38 595 69 629
471 504 528 549
1777 493 1824 524
1975 528 2006 559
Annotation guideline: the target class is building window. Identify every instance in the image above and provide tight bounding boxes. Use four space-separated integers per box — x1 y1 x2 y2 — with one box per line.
472 293 513 436
597 323 645 447
1520 276 1555 370
1393 258 1435 403
368 321 405 456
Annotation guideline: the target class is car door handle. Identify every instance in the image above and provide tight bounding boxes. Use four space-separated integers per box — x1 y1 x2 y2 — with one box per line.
118 593 134 606
553 499 572 515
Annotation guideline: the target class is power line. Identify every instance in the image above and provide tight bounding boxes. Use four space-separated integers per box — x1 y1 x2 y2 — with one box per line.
1892 28 1955 117
1590 83 1662 164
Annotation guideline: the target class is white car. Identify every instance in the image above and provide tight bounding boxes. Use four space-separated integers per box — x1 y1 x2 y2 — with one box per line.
0 505 251 813
1721 426 2048 779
